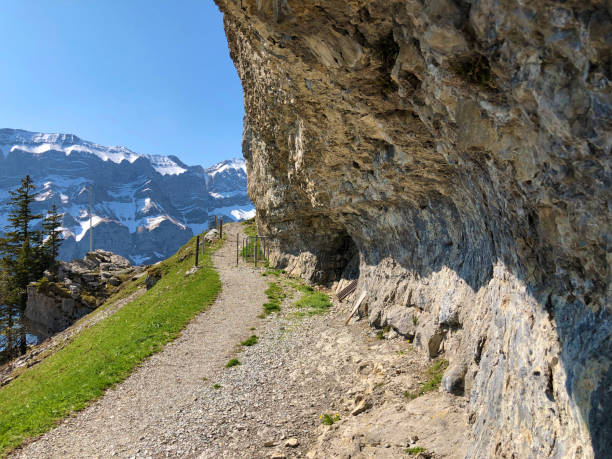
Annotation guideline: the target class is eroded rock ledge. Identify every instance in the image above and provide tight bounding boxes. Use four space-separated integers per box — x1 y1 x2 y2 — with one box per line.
214 1 610 457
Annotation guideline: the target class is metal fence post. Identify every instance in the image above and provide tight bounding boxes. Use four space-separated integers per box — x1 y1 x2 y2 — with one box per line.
195 235 200 267
236 233 239 266
220 217 223 239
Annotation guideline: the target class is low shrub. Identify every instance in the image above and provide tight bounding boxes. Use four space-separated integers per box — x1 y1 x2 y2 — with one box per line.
320 413 341 425
404 359 449 399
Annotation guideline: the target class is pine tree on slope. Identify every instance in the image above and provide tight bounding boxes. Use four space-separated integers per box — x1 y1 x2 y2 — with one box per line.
0 175 43 354
42 204 64 269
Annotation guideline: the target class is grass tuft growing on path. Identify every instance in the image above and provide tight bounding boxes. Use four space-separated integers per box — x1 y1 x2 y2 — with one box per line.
240 335 258 347
262 268 284 277
262 281 285 316
320 413 341 425
0 237 221 455
404 359 449 399
294 285 332 317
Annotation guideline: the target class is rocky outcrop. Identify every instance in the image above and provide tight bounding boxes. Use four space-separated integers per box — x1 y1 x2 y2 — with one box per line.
215 1 610 457
25 250 143 334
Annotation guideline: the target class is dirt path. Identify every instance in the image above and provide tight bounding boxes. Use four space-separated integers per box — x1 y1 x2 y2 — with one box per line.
15 222 468 458
15 223 269 458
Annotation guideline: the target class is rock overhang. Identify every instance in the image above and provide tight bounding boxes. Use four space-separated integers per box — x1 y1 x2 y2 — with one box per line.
214 1 611 457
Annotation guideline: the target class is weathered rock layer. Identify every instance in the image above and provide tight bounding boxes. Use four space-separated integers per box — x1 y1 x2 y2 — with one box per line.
215 1 610 457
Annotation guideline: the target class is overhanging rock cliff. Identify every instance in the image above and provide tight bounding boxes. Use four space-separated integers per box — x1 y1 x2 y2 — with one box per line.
214 1 610 457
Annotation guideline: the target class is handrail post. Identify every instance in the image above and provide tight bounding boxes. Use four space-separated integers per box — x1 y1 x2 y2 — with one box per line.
195 235 200 267
236 233 239 266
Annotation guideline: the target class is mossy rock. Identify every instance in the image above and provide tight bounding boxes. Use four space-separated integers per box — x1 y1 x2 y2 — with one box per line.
36 277 72 299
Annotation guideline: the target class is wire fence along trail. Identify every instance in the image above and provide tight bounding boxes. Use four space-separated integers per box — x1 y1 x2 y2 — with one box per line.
192 218 271 268
240 236 270 267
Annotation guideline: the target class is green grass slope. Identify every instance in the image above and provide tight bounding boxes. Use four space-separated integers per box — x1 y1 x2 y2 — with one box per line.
0 237 221 455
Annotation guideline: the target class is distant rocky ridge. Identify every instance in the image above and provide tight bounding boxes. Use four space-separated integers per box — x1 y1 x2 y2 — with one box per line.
0 129 254 264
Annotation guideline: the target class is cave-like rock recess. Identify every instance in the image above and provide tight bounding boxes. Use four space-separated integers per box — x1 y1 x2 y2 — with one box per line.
214 1 610 457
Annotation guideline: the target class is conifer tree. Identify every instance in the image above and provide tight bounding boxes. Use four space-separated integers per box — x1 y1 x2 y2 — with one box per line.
0 260 15 362
2 175 43 289
6 175 41 250
0 177 65 359
0 175 43 355
42 204 64 268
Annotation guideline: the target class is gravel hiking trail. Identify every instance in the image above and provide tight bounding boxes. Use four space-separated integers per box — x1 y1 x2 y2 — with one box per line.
14 223 268 458
15 221 468 458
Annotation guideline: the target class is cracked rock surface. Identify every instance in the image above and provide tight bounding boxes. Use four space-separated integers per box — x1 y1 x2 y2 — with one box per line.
214 1 611 457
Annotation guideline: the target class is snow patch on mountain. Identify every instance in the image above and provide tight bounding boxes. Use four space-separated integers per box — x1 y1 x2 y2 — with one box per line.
209 205 256 221
146 156 187 176
0 128 254 264
1 129 186 176
206 158 247 177
76 216 107 242
209 190 244 199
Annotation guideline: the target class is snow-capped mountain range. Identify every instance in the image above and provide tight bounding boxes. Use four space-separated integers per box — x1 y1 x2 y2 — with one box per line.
0 129 254 264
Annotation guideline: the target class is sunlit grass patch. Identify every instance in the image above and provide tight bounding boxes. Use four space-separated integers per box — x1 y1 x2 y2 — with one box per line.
294 287 331 317
262 281 285 316
0 236 222 455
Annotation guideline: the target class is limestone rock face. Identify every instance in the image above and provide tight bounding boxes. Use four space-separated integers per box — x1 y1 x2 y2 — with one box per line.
25 250 142 334
214 1 610 457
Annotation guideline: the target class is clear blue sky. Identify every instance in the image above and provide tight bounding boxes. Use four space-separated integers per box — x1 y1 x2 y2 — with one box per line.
0 0 244 168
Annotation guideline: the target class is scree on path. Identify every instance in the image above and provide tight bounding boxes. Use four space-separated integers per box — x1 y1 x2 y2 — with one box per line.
15 222 269 458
